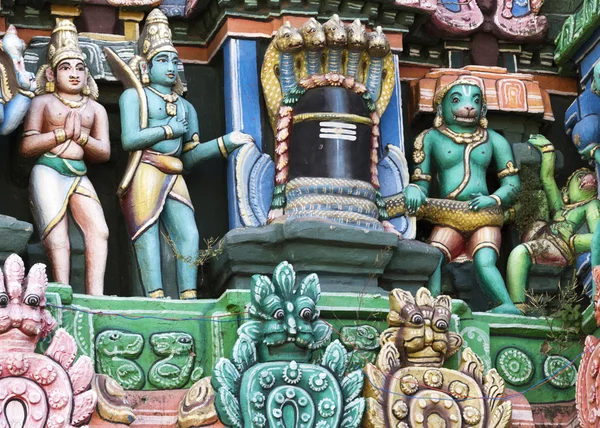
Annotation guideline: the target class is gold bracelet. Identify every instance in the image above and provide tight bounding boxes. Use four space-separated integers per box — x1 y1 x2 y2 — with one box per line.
217 136 228 159
162 125 174 140
590 145 599 159
490 194 502 206
77 132 89 147
53 128 66 145
541 145 555 153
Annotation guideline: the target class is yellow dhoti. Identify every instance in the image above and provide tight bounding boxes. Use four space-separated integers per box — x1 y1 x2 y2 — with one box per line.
120 150 193 241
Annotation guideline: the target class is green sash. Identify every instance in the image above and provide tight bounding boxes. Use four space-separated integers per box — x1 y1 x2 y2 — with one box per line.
37 154 87 177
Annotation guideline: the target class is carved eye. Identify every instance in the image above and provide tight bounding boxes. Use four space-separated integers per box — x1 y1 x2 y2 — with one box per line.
299 308 313 320
24 295 40 307
410 314 424 325
474 98 480 104
273 309 284 320
178 336 192 344
0 293 8 308
452 97 460 104
109 332 120 341
435 320 449 331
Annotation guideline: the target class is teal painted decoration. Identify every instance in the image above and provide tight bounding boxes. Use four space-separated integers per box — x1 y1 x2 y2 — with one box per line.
212 261 365 427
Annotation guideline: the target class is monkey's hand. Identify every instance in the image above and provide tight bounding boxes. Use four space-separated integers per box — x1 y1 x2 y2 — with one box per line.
528 134 553 151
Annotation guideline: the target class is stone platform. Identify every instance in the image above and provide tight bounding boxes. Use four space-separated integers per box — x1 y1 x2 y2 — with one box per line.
209 220 442 296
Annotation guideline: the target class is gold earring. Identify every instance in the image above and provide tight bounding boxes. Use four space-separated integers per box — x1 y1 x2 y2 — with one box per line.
82 85 90 96
45 81 55 93
434 114 443 128
562 190 569 204
479 117 488 129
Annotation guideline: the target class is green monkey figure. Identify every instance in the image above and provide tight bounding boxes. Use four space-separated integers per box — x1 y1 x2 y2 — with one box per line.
404 79 521 314
507 135 600 309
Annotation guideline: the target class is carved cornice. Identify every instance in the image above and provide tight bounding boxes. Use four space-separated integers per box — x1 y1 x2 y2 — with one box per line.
409 65 555 123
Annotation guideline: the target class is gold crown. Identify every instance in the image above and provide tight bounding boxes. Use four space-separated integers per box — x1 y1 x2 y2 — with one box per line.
139 9 177 61
48 20 84 69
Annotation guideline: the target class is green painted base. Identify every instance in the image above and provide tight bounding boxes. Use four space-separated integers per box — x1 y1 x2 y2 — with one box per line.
210 220 440 295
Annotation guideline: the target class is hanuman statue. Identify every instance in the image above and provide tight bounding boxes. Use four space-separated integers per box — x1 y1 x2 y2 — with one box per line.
20 20 111 295
403 79 521 314
107 9 253 299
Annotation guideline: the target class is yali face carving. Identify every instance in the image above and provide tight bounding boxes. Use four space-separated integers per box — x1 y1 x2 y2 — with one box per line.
0 254 56 352
383 287 462 367
149 52 179 87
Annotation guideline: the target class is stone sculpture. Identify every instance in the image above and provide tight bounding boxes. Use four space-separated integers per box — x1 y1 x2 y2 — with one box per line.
148 331 199 389
20 20 110 296
431 0 548 42
210 260 365 427
363 287 512 427
95 329 145 390
244 16 405 233
397 78 521 314
506 134 600 309
0 253 97 427
105 8 253 299
576 266 600 427
0 25 35 135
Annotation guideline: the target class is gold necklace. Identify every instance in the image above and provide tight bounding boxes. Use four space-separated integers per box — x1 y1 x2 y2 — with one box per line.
438 125 487 144
53 92 88 109
147 86 178 116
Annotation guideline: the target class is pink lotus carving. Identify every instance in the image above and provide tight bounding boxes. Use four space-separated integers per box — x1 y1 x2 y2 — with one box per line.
0 254 97 427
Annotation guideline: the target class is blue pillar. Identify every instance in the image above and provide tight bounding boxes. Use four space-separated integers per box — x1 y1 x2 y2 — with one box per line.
223 38 268 229
223 38 263 149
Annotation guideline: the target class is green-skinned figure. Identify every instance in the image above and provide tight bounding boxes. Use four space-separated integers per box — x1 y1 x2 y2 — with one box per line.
107 9 253 299
507 135 600 308
405 78 521 314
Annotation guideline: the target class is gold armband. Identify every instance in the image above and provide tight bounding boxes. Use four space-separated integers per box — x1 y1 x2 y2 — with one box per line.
590 145 600 159
162 125 174 140
217 136 228 159
77 132 89 147
569 235 577 253
18 88 35 99
182 133 200 153
53 128 66 145
22 130 41 137
497 161 519 179
411 168 432 183
490 194 502 206
541 145 555 153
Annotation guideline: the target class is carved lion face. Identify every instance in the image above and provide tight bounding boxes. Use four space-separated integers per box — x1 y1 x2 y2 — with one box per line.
382 287 462 367
0 254 56 352
239 261 332 362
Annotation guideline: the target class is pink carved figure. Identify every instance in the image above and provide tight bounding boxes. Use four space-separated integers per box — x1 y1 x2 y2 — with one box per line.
0 254 96 428
576 266 600 427
493 0 548 42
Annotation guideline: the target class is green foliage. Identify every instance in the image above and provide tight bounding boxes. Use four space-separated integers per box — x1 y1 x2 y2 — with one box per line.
525 274 584 353
513 165 549 236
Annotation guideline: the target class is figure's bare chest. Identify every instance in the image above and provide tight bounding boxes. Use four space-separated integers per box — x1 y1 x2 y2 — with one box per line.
45 99 95 130
147 92 183 121
434 136 493 170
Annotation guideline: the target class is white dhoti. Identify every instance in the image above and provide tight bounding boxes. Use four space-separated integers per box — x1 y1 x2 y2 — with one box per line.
30 164 100 239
